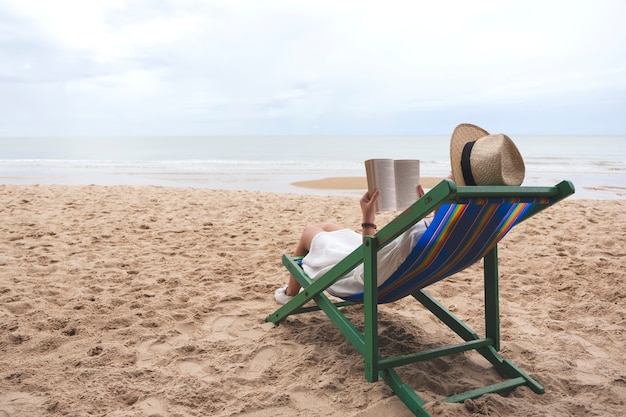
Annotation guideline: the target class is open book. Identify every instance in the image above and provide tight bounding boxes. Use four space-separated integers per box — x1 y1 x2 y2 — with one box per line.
365 159 420 211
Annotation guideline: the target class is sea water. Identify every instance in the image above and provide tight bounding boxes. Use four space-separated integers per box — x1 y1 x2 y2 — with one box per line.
0 135 624 199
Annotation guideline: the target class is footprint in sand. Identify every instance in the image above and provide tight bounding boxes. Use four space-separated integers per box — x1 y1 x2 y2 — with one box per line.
236 407 296 417
175 321 201 337
237 345 279 380
291 390 335 414
176 359 216 383
235 389 334 416
0 392 47 417
202 315 265 342
137 395 169 416
136 335 187 367
3 301 34 315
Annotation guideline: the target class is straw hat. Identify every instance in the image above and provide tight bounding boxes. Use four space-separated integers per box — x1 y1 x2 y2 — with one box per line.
450 123 525 186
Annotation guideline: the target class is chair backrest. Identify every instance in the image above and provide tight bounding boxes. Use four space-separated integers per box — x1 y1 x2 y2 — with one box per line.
344 196 556 304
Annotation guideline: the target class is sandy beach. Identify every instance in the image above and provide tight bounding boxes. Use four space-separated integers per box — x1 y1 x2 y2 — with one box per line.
1 182 625 416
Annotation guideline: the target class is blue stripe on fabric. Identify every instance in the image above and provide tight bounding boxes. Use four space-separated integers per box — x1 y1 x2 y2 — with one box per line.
341 199 536 303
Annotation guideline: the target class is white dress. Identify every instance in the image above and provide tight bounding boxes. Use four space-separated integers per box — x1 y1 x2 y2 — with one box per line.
301 221 428 297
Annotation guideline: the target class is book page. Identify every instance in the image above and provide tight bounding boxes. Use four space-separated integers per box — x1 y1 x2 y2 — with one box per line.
393 159 420 211
365 159 397 212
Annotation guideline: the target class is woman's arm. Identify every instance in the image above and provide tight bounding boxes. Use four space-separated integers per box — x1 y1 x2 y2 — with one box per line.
360 189 380 236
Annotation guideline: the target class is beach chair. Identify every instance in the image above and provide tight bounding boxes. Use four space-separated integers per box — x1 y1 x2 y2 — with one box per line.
266 179 575 417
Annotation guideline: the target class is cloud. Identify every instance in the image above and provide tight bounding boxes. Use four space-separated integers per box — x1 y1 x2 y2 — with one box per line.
0 0 625 136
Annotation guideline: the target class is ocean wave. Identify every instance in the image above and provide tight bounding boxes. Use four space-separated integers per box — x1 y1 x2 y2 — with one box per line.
0 157 622 175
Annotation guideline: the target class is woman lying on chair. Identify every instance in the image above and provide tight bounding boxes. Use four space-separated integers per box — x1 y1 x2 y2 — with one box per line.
274 123 526 305
274 184 430 304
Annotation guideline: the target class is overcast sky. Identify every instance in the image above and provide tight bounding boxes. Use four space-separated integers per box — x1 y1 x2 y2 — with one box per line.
1 0 624 137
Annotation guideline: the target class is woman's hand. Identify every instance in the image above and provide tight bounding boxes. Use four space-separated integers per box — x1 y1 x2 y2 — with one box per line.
360 189 380 223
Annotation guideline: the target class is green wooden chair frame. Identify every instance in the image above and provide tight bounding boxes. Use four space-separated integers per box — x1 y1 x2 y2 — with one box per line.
266 179 575 417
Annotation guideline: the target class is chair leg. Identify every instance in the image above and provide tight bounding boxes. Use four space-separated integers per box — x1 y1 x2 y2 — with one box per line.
379 368 430 417
484 246 500 351
363 235 379 383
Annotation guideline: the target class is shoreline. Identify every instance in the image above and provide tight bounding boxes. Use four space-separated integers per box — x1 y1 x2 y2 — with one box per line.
290 175 626 199
1 172 625 199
